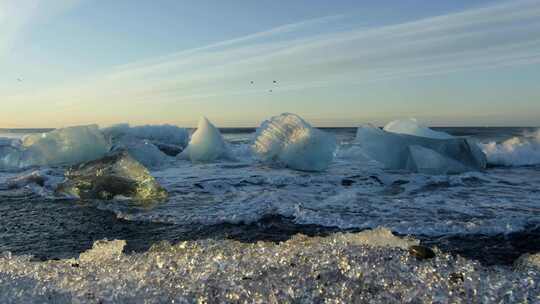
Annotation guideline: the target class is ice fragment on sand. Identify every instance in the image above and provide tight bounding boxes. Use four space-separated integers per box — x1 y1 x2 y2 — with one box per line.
79 240 126 263
56 151 167 201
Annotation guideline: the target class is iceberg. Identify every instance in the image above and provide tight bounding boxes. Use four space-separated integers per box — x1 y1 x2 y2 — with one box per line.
103 123 189 148
179 117 232 162
355 124 486 174
383 118 453 139
56 151 167 201
252 113 336 171
1 125 110 168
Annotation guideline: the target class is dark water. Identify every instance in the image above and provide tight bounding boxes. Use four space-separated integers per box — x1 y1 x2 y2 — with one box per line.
1 187 539 266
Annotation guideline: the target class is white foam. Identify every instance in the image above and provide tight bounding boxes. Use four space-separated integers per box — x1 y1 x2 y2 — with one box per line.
106 159 540 237
481 130 540 166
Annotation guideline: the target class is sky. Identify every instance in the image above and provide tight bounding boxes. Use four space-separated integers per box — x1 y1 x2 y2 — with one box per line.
1 0 539 128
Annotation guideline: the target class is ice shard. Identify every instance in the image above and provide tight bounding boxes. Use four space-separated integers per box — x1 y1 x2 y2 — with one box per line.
56 151 167 201
179 117 232 162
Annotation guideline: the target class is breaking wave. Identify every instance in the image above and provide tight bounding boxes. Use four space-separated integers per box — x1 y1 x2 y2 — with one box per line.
481 129 540 167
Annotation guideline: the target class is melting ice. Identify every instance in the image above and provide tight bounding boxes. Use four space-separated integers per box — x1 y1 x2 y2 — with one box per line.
252 113 337 171
0 230 538 303
179 117 232 162
1 125 110 168
354 120 486 174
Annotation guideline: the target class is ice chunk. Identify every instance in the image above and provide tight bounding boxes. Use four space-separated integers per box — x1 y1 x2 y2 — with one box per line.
111 139 170 168
103 123 186 161
179 117 232 162
0 230 537 303
342 227 419 249
252 113 337 171
17 125 110 167
514 252 540 271
79 240 126 264
0 145 23 169
56 151 167 202
408 145 470 174
481 132 540 166
384 118 453 139
103 124 179 167
355 125 486 173
103 123 189 148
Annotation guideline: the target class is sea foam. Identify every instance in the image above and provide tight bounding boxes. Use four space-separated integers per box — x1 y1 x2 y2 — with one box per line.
481 129 540 166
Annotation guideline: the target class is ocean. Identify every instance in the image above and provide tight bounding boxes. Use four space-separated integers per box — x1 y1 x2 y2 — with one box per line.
0 125 539 303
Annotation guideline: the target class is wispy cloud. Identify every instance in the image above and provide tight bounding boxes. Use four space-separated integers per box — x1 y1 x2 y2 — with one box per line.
0 0 81 55
3 0 540 125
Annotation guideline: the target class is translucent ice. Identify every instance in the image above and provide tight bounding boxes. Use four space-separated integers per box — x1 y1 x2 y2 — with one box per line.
78 240 126 263
408 145 470 174
111 139 170 168
1 125 111 168
0 145 23 169
355 125 486 173
179 117 232 162
0 230 538 303
343 226 419 249
252 113 337 171
103 123 189 148
56 151 167 202
103 124 186 166
384 118 453 139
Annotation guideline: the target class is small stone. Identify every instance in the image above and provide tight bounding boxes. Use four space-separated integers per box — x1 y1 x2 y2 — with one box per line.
341 179 355 186
408 245 435 260
449 272 464 284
